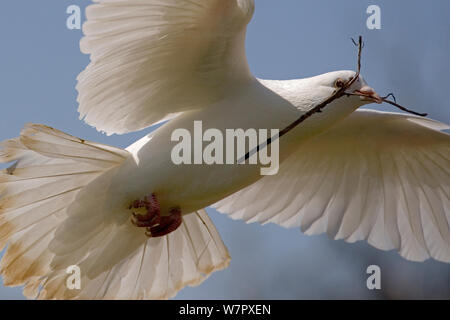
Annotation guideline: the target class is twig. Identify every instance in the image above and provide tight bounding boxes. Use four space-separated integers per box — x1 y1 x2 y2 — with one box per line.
345 92 428 117
380 98 428 117
382 93 396 103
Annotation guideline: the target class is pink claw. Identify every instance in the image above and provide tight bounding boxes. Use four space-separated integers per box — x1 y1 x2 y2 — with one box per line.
129 194 181 237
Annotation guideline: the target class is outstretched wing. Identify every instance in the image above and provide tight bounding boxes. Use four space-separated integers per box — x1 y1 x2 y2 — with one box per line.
213 109 450 262
77 0 255 135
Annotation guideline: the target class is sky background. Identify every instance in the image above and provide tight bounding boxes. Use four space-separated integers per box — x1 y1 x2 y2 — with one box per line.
0 0 449 299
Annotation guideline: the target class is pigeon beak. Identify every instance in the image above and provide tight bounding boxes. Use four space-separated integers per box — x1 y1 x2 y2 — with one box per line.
354 86 383 104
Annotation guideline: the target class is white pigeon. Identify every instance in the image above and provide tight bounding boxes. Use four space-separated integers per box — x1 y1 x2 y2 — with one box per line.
0 0 449 300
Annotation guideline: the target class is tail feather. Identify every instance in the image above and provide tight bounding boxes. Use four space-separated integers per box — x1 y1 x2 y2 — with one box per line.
33 209 230 300
19 124 129 167
42 209 230 300
0 191 77 250
0 124 128 295
0 124 230 299
0 212 61 286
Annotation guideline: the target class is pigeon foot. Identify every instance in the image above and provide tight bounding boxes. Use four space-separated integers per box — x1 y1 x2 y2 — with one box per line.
129 193 182 237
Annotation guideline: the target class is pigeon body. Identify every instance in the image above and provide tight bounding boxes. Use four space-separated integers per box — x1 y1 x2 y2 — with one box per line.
111 73 366 215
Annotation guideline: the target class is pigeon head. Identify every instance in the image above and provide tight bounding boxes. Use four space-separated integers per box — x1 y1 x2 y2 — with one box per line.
310 70 427 117
317 70 382 105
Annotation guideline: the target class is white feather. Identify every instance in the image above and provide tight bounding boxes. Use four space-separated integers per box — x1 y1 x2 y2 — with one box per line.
213 110 450 262
77 0 255 135
0 124 230 299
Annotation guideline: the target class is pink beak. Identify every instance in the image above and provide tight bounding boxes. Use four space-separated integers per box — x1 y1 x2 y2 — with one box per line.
355 86 383 104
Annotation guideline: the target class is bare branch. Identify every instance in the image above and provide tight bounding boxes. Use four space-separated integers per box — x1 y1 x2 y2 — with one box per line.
382 93 397 103
381 99 428 117
346 91 428 117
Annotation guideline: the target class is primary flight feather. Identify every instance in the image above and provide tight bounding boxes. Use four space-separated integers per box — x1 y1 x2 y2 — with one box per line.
0 0 449 299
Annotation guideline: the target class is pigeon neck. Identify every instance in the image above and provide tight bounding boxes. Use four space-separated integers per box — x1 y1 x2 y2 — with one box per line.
258 78 327 111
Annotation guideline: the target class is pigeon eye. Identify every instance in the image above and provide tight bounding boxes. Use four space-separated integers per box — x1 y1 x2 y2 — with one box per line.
334 78 345 88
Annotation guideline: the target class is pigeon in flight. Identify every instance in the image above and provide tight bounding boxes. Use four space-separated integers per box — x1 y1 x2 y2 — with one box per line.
0 0 448 299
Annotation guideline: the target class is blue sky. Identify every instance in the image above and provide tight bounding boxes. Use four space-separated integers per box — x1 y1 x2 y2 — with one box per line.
0 1 449 299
